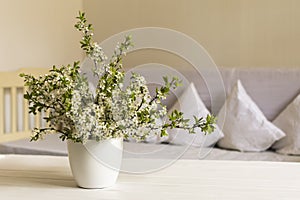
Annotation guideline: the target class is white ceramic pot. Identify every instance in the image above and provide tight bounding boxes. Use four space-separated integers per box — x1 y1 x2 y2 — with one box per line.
67 138 123 189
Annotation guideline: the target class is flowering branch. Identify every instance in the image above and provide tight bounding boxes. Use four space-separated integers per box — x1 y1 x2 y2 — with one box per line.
20 11 216 144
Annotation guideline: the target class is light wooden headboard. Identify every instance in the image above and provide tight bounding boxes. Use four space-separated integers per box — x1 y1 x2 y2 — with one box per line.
0 68 49 143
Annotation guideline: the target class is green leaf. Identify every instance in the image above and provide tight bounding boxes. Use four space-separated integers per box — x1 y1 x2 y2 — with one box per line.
161 129 168 137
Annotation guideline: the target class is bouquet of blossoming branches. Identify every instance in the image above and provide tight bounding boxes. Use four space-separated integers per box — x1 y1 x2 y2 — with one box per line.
20 12 216 144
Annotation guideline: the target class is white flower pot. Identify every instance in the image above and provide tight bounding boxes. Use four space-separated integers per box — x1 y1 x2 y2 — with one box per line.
67 138 123 189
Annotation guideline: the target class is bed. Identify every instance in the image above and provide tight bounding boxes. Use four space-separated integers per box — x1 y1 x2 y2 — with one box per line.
0 67 300 162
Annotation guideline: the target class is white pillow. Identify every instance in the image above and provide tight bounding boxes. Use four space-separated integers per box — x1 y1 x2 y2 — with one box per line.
272 93 300 155
217 80 285 152
167 83 224 147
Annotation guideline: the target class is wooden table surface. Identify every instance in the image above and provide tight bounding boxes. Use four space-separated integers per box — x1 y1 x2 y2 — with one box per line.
0 154 299 200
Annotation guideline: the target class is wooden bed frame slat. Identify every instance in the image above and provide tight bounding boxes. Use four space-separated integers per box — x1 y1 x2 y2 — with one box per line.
0 88 3 135
11 87 17 133
0 68 49 143
35 113 41 129
23 87 29 131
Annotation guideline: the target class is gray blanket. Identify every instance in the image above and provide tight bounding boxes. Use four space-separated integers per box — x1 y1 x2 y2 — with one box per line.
1 135 300 162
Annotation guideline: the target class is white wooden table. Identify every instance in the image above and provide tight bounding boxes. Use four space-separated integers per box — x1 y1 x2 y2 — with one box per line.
0 154 299 200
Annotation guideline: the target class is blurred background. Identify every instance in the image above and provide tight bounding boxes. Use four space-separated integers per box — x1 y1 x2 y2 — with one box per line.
1 0 300 71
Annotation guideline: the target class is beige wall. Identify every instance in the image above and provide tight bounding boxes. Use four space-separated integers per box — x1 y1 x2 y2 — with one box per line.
83 0 300 68
0 0 83 71
1 0 299 71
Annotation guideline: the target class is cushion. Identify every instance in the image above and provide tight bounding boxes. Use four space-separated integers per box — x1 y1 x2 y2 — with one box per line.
167 83 224 147
217 80 285 152
272 93 300 155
